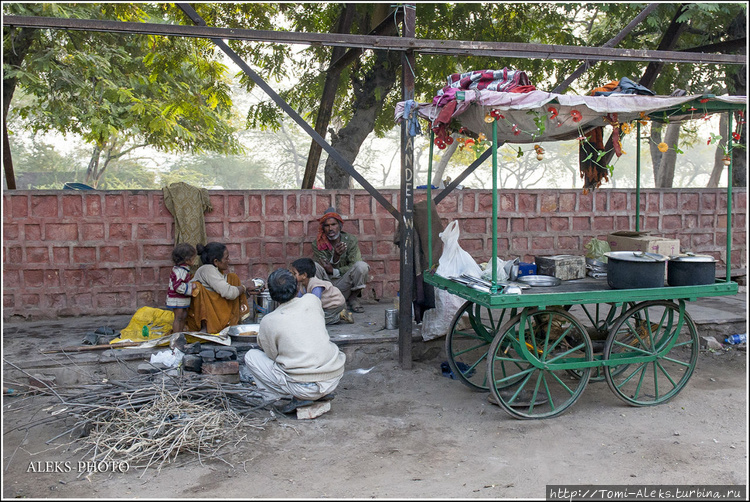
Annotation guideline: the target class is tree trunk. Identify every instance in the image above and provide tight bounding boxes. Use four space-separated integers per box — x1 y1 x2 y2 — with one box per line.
324 50 401 188
726 10 746 187
707 113 728 188
430 133 458 187
597 4 689 174
651 122 681 188
85 145 103 187
3 27 37 190
301 4 356 189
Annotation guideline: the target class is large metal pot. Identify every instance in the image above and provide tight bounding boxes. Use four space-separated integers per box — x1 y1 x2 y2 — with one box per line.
252 291 278 321
604 251 667 289
667 254 716 286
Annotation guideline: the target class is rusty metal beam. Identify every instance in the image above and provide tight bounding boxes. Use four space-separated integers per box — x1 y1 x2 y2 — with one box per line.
3 15 746 65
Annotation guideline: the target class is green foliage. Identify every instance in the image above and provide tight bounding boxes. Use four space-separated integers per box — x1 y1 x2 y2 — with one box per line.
4 3 243 187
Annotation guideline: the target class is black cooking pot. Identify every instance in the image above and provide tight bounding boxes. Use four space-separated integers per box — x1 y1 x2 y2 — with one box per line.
604 251 667 289
667 254 716 286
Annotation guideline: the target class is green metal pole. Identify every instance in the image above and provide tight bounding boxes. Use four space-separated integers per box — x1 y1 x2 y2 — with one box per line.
491 119 499 293
427 131 434 271
636 122 641 232
726 112 733 282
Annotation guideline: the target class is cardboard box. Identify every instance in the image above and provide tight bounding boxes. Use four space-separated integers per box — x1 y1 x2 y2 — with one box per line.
534 255 586 281
607 231 680 257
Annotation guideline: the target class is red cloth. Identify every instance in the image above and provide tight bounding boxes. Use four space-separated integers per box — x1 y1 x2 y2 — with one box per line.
317 212 344 251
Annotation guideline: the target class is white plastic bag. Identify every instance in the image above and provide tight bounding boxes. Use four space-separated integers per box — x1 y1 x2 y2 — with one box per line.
480 257 510 283
435 220 483 279
150 348 184 368
422 221 482 341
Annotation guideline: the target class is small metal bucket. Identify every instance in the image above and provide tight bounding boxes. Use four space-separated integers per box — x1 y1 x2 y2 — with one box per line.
385 308 399 330
254 291 278 321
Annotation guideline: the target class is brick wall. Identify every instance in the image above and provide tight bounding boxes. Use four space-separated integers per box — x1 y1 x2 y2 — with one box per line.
3 188 746 320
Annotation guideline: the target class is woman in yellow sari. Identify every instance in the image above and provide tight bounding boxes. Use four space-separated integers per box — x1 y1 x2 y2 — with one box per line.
186 242 255 333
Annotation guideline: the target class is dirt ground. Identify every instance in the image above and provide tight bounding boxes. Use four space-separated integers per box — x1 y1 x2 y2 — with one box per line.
2 342 747 499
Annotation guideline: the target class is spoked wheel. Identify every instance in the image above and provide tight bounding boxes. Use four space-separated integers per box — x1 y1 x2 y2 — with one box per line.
487 308 594 419
604 300 699 406
566 302 634 382
445 301 514 390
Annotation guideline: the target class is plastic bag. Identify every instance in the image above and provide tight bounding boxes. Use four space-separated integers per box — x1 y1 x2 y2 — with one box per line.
585 238 611 262
150 348 184 368
480 257 514 282
116 306 174 343
422 221 482 341
436 220 483 279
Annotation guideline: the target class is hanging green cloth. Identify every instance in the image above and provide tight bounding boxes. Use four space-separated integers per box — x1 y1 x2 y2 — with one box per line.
163 182 213 268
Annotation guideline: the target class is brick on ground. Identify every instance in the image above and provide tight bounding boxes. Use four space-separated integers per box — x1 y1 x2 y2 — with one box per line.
201 360 239 375
297 401 331 420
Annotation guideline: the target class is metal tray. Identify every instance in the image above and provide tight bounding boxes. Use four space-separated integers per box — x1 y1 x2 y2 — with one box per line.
517 275 562 287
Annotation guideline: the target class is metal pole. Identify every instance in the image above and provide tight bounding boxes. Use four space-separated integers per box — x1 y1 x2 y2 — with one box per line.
636 121 641 232
398 3 416 369
491 119 499 292
726 112 733 282
427 131 434 271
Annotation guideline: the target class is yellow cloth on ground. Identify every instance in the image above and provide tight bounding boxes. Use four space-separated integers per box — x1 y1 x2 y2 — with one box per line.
186 273 249 335
116 307 175 343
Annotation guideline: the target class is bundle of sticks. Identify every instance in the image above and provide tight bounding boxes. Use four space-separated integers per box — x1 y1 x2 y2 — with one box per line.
17 374 277 475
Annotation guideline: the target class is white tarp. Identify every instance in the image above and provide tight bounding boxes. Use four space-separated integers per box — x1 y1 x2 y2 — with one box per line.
395 90 746 144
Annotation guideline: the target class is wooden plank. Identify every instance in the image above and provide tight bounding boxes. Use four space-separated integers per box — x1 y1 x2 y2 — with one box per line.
3 15 745 65
399 4 416 370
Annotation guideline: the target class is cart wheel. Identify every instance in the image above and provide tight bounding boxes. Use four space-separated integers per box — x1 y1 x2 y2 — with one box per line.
604 300 699 406
566 302 634 382
487 308 594 419
445 301 514 390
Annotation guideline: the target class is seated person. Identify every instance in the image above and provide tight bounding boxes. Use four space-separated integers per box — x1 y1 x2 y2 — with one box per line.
291 257 353 325
244 268 346 405
312 208 370 313
185 242 256 333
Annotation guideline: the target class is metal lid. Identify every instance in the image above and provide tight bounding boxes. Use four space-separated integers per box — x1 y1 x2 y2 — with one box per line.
604 251 667 263
669 254 716 262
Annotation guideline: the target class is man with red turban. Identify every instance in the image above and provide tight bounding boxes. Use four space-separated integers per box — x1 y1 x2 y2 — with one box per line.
312 207 370 313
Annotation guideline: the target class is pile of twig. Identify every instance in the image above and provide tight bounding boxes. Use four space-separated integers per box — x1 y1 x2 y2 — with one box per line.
31 374 277 474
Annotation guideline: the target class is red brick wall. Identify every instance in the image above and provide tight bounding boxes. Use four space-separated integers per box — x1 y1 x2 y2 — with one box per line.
3 188 746 320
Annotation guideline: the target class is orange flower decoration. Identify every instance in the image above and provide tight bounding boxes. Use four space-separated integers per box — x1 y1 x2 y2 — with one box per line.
620 122 632 135
657 142 668 153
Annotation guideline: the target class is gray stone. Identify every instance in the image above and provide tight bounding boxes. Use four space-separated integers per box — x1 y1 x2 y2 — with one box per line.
700 336 723 350
215 349 237 361
200 348 216 362
183 354 203 373
137 363 161 374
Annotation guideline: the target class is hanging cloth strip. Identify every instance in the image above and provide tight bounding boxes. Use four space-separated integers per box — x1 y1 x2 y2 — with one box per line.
402 100 423 137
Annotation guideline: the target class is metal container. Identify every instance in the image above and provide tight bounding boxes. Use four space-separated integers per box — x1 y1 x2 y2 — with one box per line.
254 291 278 321
604 251 667 289
667 254 716 286
385 308 399 330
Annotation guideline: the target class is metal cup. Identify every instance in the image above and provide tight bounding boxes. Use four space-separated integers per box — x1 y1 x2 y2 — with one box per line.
385 308 399 330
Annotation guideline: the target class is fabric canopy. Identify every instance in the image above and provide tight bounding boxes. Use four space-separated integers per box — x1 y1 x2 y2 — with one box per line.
395 90 746 144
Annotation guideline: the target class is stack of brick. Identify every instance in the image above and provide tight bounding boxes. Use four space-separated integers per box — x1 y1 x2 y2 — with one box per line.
182 343 240 384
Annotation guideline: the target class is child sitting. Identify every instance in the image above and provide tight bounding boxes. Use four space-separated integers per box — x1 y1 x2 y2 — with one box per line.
291 257 353 324
167 243 198 333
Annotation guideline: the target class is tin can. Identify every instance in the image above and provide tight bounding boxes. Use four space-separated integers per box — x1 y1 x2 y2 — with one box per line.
385 308 399 330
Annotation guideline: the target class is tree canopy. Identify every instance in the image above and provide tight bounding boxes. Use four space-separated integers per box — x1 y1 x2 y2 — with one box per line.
3 2 745 189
